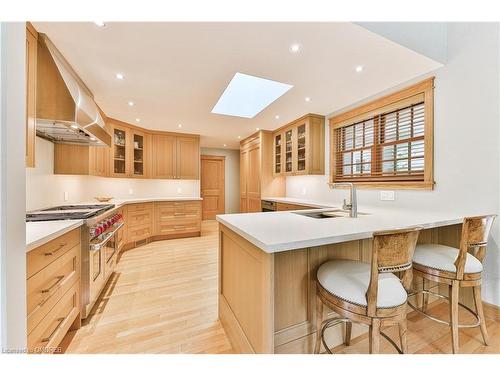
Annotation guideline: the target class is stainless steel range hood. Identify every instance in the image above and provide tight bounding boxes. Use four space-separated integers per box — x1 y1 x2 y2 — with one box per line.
36 34 111 147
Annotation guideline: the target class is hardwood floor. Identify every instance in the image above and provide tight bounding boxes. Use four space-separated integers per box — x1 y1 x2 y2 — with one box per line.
63 220 233 354
62 220 499 354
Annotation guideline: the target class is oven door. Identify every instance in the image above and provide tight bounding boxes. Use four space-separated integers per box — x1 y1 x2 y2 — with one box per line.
103 233 118 279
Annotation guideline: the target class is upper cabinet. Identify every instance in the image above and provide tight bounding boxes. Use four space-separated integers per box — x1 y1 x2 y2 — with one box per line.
26 23 37 168
152 134 200 180
109 120 152 178
273 114 325 176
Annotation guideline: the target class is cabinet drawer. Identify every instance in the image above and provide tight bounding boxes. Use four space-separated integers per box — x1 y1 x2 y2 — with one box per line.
127 208 153 226
155 201 201 221
127 202 153 212
27 281 79 353
27 228 80 279
156 219 200 235
27 243 80 335
128 223 152 242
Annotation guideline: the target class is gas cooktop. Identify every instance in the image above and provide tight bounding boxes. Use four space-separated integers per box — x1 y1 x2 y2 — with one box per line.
26 204 115 222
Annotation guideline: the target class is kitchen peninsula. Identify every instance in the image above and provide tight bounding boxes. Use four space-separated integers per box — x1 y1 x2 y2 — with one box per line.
216 206 486 354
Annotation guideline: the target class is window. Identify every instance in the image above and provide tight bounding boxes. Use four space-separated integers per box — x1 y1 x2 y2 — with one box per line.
329 78 434 190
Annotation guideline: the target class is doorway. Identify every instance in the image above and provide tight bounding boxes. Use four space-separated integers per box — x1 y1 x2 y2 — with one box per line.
201 155 225 220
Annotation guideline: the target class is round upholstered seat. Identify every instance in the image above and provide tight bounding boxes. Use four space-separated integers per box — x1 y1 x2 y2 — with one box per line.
413 244 483 274
317 259 407 309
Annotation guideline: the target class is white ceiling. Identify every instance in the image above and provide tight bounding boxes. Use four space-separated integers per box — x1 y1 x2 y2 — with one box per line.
33 22 441 149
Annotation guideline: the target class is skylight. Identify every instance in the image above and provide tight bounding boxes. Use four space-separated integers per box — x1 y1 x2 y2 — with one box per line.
211 73 293 118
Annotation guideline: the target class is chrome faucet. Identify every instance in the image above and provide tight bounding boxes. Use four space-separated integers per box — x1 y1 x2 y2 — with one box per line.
330 182 357 218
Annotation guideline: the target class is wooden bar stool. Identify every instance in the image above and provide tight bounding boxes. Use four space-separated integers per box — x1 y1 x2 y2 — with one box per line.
314 227 421 354
409 215 496 354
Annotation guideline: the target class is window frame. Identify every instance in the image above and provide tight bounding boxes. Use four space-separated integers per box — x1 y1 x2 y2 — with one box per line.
329 77 435 190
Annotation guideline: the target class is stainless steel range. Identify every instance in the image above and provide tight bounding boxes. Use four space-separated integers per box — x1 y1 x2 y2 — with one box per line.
26 203 125 319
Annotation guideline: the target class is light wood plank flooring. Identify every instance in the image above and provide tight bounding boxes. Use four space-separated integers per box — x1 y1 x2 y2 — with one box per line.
63 220 499 354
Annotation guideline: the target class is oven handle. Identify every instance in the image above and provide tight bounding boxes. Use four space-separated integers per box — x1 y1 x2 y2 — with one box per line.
90 222 124 251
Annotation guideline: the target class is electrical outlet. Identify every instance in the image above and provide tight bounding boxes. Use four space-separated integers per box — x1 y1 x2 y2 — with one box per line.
128 188 133 195
177 187 183 194
380 190 395 201
301 187 307 195
64 192 69 201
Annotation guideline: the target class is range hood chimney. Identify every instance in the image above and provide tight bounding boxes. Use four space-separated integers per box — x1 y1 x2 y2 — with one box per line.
36 33 111 147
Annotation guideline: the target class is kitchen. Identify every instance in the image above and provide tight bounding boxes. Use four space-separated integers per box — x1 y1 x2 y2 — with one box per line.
1 7 500 370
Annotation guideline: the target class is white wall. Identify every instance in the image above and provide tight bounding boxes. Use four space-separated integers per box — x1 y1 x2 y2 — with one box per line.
201 147 240 214
286 23 500 305
26 137 201 211
0 22 27 350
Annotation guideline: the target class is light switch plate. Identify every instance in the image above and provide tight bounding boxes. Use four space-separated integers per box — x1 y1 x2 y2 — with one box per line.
177 187 183 194
380 190 395 201
128 188 133 195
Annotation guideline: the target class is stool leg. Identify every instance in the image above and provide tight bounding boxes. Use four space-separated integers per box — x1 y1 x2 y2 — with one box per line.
449 280 460 354
473 285 489 346
422 278 429 312
398 319 408 354
369 319 381 354
314 294 324 354
344 321 352 346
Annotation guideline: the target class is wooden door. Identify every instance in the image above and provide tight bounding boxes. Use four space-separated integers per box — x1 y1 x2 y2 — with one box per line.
247 145 261 213
240 148 248 213
152 134 176 179
201 156 225 220
176 136 200 179
26 23 37 168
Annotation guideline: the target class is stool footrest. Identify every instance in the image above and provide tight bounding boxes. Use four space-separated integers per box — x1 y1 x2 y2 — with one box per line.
407 290 481 329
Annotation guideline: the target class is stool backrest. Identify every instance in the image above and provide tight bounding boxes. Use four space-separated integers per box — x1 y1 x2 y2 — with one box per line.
455 215 496 279
366 227 421 317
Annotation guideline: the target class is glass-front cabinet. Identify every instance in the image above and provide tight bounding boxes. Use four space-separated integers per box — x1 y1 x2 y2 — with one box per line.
110 123 150 178
271 114 325 176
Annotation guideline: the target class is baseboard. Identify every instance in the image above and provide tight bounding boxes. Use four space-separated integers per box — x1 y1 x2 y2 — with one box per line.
483 301 500 322
121 231 201 252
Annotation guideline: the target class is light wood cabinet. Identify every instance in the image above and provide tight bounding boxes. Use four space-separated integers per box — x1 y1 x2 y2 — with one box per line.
26 227 81 353
154 201 201 237
26 23 37 168
240 131 285 213
275 202 315 211
54 144 110 176
273 114 325 176
152 134 200 180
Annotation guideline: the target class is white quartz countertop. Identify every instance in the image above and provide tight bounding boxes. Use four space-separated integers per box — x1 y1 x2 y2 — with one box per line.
216 206 488 254
261 196 336 208
26 197 202 252
26 220 83 252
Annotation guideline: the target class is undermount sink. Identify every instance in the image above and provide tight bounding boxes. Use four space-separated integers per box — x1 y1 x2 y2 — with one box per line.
293 210 369 219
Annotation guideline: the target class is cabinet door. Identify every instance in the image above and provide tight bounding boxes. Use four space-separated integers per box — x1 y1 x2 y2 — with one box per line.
130 130 148 178
152 134 176 179
89 146 109 177
284 128 294 174
240 149 248 213
247 145 261 213
26 25 37 168
273 133 283 175
295 122 307 174
110 125 130 177
176 136 200 179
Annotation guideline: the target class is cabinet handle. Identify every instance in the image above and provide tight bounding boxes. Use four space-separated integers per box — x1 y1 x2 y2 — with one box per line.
41 275 65 294
44 243 67 256
41 317 65 343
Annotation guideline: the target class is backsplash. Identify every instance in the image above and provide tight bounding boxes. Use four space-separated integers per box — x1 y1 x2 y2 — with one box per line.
26 137 200 211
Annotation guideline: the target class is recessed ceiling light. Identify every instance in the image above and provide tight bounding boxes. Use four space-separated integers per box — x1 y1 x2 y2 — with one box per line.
237 136 241 139
135 118 140 123
178 124 182 128
275 115 280 120
128 101 134 106
223 144 227 147
211 72 293 119
305 97 311 102
70 124 79 129
116 73 124 80
355 65 364 73
256 127 260 131
289 44 301 53
94 21 106 27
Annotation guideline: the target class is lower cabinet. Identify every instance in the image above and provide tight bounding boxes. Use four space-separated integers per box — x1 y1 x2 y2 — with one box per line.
26 227 81 354
275 202 316 211
124 200 202 248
